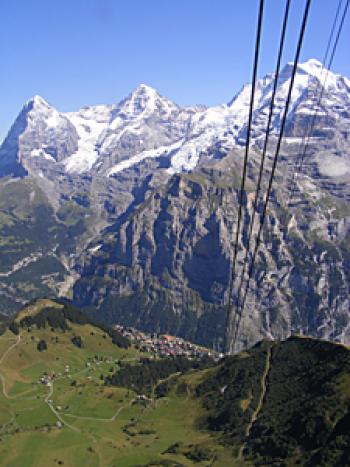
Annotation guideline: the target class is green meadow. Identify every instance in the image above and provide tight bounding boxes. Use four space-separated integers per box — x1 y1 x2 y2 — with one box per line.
0 301 234 467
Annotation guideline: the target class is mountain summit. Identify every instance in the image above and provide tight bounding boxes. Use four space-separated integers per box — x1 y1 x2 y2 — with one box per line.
1 60 348 178
118 83 172 116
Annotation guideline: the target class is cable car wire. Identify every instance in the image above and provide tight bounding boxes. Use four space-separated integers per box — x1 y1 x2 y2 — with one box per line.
233 0 292 347
231 0 312 352
224 0 265 354
288 0 349 205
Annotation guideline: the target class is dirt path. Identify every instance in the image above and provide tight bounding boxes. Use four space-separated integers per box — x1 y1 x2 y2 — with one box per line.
45 380 80 432
64 398 136 422
239 346 272 460
0 334 42 401
0 334 21 365
151 371 181 399
0 333 134 440
0 334 22 399
0 410 15 433
0 334 79 432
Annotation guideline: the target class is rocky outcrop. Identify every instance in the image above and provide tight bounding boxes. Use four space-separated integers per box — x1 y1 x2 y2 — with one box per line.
73 145 350 350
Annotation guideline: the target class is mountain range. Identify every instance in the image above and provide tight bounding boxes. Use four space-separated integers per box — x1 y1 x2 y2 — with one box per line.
1 58 350 350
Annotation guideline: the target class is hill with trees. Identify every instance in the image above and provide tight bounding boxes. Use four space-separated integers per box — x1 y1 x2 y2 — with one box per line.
0 299 349 465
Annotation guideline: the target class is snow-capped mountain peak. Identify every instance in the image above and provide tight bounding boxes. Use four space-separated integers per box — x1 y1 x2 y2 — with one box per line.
1 60 349 179
223 58 349 144
131 83 158 97
297 58 324 75
281 58 343 94
116 83 178 120
21 95 68 131
280 58 324 79
25 94 52 110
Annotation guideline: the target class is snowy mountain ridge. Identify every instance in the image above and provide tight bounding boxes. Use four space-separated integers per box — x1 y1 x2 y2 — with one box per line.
2 58 349 180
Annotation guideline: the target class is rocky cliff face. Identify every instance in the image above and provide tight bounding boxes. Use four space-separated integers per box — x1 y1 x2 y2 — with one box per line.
1 59 350 350
73 144 350 350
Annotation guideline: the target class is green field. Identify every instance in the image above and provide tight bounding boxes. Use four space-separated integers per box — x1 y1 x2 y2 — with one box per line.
2 299 349 466
0 304 235 467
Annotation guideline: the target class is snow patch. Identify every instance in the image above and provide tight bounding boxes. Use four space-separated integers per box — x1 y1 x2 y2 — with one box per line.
89 244 102 253
108 140 184 176
31 148 56 162
63 106 112 173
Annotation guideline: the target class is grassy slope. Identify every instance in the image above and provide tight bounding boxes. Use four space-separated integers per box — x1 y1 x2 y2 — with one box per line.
0 301 234 467
2 298 350 466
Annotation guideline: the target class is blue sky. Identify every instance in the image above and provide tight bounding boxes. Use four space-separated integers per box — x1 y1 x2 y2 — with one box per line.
0 0 349 141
